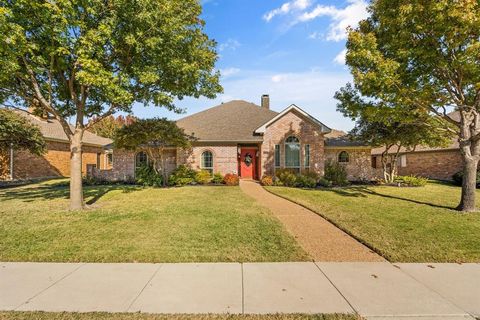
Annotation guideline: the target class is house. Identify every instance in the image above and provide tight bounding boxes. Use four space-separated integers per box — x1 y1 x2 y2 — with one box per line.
0 109 113 180
95 95 374 182
371 139 463 181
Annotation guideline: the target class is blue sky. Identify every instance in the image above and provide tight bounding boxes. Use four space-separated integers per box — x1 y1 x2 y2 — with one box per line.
131 0 369 131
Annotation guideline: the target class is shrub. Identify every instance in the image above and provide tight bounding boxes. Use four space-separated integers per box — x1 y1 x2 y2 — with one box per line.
135 164 163 187
394 175 428 187
260 175 274 186
295 174 317 188
212 172 224 184
452 170 480 187
168 165 197 186
275 168 297 187
318 177 333 188
195 170 212 185
324 161 349 186
223 173 239 186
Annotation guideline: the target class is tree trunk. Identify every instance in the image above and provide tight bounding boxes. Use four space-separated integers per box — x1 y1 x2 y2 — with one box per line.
457 158 478 212
69 129 84 210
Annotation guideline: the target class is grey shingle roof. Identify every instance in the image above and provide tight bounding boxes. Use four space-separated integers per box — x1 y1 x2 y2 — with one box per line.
176 100 279 141
324 129 371 147
13 109 112 147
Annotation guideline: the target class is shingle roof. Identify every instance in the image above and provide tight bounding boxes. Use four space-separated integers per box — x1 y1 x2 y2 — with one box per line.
371 138 459 155
176 100 279 142
12 109 112 147
324 129 371 147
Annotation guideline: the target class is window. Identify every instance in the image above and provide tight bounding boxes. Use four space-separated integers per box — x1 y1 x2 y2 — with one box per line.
274 145 280 167
371 156 377 169
285 136 300 172
96 153 101 169
135 151 148 169
338 151 349 163
397 155 407 168
106 153 113 167
304 144 310 168
201 151 213 174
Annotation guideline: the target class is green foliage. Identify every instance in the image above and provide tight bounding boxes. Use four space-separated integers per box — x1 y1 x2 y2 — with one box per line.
324 161 349 186
275 169 297 187
223 173 239 186
318 177 333 188
452 171 480 188
195 170 212 185
295 174 317 189
212 172 224 185
394 175 428 187
135 165 163 187
260 175 274 186
168 165 197 187
0 109 46 155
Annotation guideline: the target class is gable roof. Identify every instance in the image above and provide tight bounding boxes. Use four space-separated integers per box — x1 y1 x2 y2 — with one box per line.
324 129 371 148
11 109 112 147
176 100 278 142
254 104 331 134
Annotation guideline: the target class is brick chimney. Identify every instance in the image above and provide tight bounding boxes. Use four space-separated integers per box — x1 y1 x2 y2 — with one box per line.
261 94 270 109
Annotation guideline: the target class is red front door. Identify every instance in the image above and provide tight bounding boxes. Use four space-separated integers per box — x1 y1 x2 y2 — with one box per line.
240 148 256 179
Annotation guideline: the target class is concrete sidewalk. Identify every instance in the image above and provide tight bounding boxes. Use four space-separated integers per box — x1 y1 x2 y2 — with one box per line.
1 262 479 319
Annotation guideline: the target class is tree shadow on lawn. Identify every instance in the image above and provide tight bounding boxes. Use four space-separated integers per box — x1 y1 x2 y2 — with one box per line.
323 185 455 210
0 180 140 205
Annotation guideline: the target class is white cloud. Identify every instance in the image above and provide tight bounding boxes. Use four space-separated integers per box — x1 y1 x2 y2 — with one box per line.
218 39 241 52
271 74 288 83
220 67 240 78
333 49 347 65
263 0 312 22
298 0 368 42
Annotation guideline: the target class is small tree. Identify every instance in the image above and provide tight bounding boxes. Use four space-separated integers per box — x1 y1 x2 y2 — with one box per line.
88 115 136 139
336 84 451 183
0 109 46 179
114 118 192 186
0 0 221 209
340 0 480 211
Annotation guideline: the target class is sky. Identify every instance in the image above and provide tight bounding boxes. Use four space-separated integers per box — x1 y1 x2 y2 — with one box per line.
130 0 370 131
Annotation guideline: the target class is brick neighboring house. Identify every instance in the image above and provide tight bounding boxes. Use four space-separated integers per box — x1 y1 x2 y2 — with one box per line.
94 96 374 182
371 140 463 181
0 109 113 180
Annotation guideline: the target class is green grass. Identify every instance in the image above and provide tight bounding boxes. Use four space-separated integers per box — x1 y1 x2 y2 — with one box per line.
266 181 480 262
0 312 358 320
0 180 308 262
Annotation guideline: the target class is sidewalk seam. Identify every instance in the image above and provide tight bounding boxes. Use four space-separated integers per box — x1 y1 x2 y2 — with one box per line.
125 264 162 312
241 263 245 314
14 263 86 311
313 262 358 315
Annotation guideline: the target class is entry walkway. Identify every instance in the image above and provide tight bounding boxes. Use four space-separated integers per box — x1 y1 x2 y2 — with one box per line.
239 180 383 262
1 262 479 319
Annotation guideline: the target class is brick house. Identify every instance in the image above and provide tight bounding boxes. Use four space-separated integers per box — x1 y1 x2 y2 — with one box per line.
95 96 374 182
0 109 112 180
371 140 463 181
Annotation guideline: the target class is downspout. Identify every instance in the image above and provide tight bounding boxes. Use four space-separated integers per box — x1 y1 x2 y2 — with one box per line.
9 143 13 180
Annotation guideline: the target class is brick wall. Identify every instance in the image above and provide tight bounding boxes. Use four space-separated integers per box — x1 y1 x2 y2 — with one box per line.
372 149 464 180
178 143 239 175
2 140 107 180
261 110 324 177
325 148 373 181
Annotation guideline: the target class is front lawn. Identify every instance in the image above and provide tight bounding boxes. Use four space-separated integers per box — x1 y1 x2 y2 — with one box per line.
0 312 358 320
266 182 480 262
0 180 308 262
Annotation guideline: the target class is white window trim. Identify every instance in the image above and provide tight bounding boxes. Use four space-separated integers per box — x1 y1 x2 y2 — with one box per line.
304 144 310 168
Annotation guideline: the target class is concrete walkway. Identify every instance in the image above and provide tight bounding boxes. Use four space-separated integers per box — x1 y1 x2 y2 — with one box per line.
239 180 383 262
1 262 479 319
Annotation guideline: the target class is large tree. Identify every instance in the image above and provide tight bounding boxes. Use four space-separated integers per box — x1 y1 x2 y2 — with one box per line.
0 0 222 209
336 84 451 183
340 0 480 212
114 118 192 186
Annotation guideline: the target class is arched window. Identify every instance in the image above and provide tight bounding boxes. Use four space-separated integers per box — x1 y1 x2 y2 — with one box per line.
338 151 349 163
135 151 148 168
201 151 213 174
285 136 300 172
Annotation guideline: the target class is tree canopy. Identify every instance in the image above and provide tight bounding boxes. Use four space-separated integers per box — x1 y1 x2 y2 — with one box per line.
339 0 480 211
88 115 136 139
0 108 46 155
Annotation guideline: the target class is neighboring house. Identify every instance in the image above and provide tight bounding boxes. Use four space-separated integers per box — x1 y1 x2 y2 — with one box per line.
0 109 113 180
371 139 463 181
95 95 374 182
